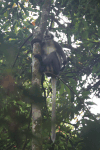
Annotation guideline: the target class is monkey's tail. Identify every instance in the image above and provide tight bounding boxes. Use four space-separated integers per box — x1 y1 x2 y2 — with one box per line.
51 77 56 143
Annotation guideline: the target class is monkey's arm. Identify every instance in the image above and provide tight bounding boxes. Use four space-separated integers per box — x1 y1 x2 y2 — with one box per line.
31 38 42 48
54 41 67 65
51 77 56 143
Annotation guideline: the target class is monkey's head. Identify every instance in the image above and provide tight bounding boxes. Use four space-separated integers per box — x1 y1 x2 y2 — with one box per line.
43 30 54 41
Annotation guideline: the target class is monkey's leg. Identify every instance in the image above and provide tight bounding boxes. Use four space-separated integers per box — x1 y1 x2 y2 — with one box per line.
34 54 47 73
51 77 56 143
43 52 61 75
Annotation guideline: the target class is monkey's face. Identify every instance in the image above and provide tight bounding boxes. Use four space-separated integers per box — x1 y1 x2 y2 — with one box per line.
44 34 53 41
43 31 54 41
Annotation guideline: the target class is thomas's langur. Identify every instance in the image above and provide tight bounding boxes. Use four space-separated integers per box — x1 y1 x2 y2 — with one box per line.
31 30 67 142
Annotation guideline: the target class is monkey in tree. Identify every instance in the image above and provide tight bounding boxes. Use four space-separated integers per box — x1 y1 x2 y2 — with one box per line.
31 30 67 142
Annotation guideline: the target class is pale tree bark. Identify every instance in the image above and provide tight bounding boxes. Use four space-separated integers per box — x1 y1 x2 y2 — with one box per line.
32 0 51 150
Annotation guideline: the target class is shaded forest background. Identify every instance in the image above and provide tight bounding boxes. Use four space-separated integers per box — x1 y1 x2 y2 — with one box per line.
0 0 100 149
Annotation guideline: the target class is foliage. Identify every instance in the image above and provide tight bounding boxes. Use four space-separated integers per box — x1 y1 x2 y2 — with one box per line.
0 0 100 149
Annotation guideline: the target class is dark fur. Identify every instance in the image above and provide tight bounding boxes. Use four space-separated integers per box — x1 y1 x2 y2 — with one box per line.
31 36 67 76
31 31 67 142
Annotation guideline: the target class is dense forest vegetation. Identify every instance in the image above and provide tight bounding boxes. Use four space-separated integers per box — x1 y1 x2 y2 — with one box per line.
0 0 100 149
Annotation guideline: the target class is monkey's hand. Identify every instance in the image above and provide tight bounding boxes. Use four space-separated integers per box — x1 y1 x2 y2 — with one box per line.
34 54 42 63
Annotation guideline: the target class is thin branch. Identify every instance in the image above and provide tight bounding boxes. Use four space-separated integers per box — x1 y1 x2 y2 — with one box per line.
12 34 33 68
44 71 98 123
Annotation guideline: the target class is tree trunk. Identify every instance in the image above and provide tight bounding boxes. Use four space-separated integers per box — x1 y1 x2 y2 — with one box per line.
31 0 51 149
